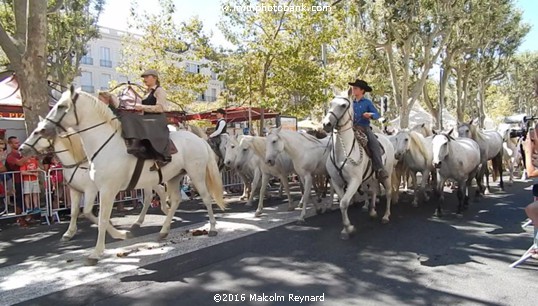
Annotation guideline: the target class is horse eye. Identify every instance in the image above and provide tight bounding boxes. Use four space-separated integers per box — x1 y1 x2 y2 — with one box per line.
340 104 346 108
405 138 408 142
243 148 247 152
272 140 276 144
231 145 235 149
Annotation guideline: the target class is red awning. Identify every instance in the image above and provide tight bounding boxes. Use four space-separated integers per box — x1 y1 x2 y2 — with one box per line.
184 106 279 124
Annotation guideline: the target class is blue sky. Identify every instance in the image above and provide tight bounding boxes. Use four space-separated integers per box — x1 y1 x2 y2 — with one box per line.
98 0 537 52
516 0 537 52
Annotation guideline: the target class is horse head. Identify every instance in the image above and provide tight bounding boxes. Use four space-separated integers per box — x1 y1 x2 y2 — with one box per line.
19 116 55 157
322 96 352 133
393 130 410 160
432 130 455 168
223 135 240 168
265 126 284 166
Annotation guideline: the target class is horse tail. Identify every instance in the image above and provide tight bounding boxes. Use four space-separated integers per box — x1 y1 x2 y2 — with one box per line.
492 150 504 187
205 144 226 211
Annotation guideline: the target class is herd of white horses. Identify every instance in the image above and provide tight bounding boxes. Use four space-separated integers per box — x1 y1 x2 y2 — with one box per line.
18 89 526 265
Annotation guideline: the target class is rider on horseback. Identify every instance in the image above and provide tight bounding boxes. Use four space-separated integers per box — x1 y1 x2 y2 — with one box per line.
349 79 389 181
208 108 228 161
131 69 172 171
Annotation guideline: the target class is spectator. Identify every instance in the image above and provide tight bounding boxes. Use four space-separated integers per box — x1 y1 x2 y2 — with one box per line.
0 140 7 215
523 123 538 258
20 154 41 213
6 136 29 214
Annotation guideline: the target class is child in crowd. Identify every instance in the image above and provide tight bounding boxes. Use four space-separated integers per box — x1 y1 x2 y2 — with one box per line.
20 155 41 213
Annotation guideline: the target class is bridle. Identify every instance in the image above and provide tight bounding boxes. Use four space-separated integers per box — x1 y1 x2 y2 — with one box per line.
22 132 89 186
43 91 119 165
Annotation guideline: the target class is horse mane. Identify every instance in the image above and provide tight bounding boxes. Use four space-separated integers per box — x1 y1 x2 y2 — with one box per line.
276 128 321 145
57 132 87 162
469 124 486 142
79 91 121 130
408 131 430 160
247 136 267 157
188 124 208 140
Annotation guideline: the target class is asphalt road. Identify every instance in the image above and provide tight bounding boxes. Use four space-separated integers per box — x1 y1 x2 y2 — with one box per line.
1 180 537 306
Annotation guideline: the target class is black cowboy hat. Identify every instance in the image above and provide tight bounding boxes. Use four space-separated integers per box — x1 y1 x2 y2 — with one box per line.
348 79 372 92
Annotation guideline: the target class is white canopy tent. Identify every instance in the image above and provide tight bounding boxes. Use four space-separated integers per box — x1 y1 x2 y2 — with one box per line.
389 103 457 129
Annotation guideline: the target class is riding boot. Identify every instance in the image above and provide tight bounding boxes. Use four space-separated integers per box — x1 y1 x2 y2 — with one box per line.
126 139 145 155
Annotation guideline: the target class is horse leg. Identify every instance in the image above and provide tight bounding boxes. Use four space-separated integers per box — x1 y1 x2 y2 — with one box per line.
279 174 294 211
381 175 392 224
87 190 117 265
158 176 183 239
435 176 447 217
155 184 169 215
132 187 153 228
339 179 362 240
484 163 492 194
61 189 82 241
300 174 315 221
496 153 504 190
255 173 270 217
80 189 130 240
246 170 261 207
239 173 249 200
196 175 219 237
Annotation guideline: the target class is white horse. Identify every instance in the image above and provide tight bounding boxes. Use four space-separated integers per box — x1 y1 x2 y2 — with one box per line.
501 129 525 184
432 129 481 215
392 130 435 207
322 97 396 239
188 124 229 170
19 128 168 240
236 135 296 216
265 127 332 221
223 135 262 204
457 121 504 194
27 87 226 264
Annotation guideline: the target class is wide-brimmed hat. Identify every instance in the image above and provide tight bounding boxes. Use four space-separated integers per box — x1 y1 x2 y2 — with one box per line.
141 69 159 77
348 79 372 92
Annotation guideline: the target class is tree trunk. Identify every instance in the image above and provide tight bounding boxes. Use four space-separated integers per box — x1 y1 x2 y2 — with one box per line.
422 84 439 128
400 104 411 129
20 0 49 133
477 79 486 128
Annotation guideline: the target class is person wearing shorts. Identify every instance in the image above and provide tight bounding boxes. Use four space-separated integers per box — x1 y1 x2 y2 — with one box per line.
20 155 40 213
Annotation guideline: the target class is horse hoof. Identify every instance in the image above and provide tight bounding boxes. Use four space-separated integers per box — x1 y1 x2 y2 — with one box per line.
297 218 306 224
130 223 141 230
369 212 378 219
340 232 350 240
412 202 418 208
85 258 99 266
254 211 262 217
245 202 253 207
158 233 169 241
126 231 134 239
287 206 295 211
435 210 443 218
61 235 72 242
316 208 323 215
239 196 247 201
381 217 390 224
208 230 218 237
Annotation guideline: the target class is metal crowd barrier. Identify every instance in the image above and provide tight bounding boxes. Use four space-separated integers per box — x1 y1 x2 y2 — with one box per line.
0 170 51 222
0 167 251 225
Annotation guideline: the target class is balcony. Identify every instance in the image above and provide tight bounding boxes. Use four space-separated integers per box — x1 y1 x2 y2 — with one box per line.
81 85 95 93
197 95 217 102
100 59 112 68
81 56 93 65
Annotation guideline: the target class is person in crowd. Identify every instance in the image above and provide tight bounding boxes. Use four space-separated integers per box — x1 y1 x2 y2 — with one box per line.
523 123 538 258
20 154 41 213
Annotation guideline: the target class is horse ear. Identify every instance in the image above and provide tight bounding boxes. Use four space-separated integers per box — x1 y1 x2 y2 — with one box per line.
421 123 425 128
448 128 454 136
468 119 474 125
69 84 76 98
38 115 44 121
432 129 438 135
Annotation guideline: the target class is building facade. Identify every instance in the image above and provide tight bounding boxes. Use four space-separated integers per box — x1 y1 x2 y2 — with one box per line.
73 26 223 103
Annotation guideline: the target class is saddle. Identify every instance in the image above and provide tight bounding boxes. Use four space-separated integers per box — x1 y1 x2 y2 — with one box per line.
353 126 385 158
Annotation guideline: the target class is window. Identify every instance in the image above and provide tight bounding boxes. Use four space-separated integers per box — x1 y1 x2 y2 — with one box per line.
80 71 94 92
210 88 217 102
81 47 93 65
100 74 111 90
186 63 199 73
100 47 112 67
